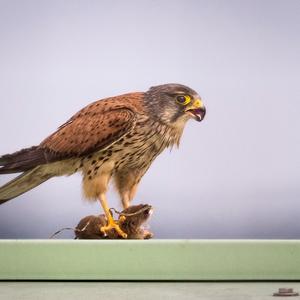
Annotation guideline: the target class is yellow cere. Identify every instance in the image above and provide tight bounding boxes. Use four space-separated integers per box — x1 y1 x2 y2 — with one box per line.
193 99 203 108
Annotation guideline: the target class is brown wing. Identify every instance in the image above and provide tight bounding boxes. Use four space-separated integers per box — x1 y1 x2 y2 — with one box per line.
40 97 138 158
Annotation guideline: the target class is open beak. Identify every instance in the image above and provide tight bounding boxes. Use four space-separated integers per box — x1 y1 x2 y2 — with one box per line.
185 99 206 122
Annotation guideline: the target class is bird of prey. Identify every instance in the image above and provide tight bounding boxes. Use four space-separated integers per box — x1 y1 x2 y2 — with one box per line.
0 83 206 238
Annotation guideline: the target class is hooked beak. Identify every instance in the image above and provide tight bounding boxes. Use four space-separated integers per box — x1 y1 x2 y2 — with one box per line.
185 99 206 122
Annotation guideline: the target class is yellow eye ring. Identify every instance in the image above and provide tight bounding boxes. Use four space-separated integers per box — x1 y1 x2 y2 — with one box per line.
176 95 191 105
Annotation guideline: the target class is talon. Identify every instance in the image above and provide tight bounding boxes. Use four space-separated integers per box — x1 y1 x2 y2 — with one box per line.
101 216 127 238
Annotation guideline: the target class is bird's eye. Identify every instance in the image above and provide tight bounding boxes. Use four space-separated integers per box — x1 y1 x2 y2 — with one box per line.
176 95 191 105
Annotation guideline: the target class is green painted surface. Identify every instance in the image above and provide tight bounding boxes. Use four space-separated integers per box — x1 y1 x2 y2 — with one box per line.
0 239 299 280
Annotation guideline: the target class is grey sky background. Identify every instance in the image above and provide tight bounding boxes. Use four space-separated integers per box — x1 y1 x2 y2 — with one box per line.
0 0 299 239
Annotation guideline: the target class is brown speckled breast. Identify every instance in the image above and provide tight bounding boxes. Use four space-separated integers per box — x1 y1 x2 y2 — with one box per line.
76 114 183 182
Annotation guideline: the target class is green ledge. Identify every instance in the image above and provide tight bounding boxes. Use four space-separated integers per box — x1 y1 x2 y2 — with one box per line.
0 239 299 280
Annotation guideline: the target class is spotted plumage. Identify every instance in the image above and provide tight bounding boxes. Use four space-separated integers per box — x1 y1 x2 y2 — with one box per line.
0 83 206 237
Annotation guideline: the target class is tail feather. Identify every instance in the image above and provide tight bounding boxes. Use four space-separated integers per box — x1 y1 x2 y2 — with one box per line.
0 166 53 204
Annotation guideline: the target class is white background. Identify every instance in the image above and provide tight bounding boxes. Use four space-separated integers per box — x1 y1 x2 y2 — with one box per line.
0 0 299 238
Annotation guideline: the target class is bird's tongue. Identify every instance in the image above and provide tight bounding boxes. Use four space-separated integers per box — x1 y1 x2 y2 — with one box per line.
190 108 206 122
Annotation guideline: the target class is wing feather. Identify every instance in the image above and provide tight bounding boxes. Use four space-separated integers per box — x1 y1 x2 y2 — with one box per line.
40 98 137 158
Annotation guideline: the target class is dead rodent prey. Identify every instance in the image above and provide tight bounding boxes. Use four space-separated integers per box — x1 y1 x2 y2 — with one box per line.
51 204 154 239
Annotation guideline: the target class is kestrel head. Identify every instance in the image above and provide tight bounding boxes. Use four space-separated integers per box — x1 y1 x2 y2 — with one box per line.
145 83 206 125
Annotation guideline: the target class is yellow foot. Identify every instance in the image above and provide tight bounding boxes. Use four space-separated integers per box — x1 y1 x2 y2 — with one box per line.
101 217 127 238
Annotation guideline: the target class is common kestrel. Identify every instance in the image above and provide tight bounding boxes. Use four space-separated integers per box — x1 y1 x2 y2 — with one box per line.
0 83 206 238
